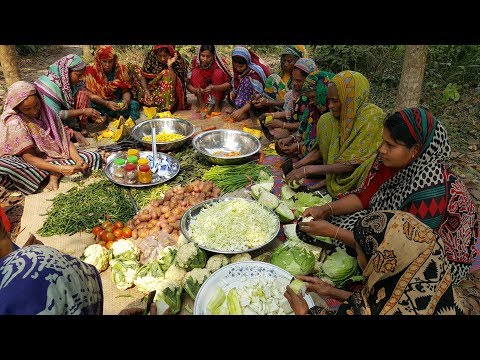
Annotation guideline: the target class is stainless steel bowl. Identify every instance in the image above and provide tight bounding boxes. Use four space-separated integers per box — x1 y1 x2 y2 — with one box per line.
180 197 280 254
131 118 195 152
192 129 261 165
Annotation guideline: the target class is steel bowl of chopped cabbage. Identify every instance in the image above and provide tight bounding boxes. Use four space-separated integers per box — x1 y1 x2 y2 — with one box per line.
180 197 280 254
131 118 195 152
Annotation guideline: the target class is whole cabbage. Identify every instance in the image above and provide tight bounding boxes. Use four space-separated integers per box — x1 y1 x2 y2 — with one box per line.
270 243 315 276
319 249 363 288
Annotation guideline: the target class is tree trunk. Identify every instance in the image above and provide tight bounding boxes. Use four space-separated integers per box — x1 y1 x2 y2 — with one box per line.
395 45 428 111
0 45 21 87
82 45 93 63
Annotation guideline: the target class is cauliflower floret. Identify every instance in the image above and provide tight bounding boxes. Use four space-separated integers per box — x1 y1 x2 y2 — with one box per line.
156 246 177 272
174 234 189 249
164 264 187 284
109 239 140 263
153 278 183 315
183 267 210 300
206 254 229 273
82 244 109 272
229 252 252 263
110 259 139 291
176 242 206 271
133 261 165 294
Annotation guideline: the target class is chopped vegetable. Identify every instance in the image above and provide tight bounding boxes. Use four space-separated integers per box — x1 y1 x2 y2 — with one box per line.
274 201 295 223
257 188 279 210
289 279 307 296
227 288 243 315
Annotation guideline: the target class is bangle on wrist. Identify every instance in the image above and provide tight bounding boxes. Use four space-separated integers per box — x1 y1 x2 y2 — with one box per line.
59 165 63 174
327 203 334 216
283 122 286 129
334 226 340 241
303 166 306 175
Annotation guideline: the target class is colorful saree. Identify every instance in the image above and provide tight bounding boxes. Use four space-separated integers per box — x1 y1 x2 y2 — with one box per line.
229 46 271 109
264 45 309 103
331 108 479 284
34 54 90 131
335 211 463 315
128 45 190 111
84 45 140 120
188 45 232 103
0 81 101 194
317 70 385 197
0 245 103 315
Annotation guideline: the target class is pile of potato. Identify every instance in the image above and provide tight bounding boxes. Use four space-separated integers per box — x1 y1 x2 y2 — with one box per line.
126 180 222 241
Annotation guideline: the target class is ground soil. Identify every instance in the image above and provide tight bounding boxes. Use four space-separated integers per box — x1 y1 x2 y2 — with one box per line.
1 45 479 240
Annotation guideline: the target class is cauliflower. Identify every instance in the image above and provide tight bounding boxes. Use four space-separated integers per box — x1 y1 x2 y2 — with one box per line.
133 261 165 294
157 246 177 272
82 244 109 272
109 239 140 263
183 268 210 300
110 259 139 291
154 279 183 315
229 253 252 263
174 234 189 248
176 242 207 271
164 264 187 284
206 254 229 273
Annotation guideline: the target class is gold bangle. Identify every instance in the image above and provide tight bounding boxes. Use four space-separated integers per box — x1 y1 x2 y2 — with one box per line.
334 226 340 241
59 165 63 174
283 122 286 129
266 99 269 105
303 166 306 175
327 203 334 216
82 108 85 115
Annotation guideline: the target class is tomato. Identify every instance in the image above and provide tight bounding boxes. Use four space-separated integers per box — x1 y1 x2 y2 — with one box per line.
105 232 116 243
106 241 114 249
101 221 112 230
105 225 116 234
113 229 123 239
121 227 133 238
92 226 102 236
100 231 110 242
114 221 124 229
97 240 106 248
97 230 106 241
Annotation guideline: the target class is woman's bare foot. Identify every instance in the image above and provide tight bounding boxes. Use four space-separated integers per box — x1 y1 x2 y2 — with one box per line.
73 131 90 147
45 173 61 192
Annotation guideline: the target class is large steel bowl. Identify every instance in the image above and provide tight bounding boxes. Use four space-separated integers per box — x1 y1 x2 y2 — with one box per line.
192 129 261 165
131 118 195 152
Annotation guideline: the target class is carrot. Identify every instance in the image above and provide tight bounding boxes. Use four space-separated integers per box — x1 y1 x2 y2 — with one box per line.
202 125 217 132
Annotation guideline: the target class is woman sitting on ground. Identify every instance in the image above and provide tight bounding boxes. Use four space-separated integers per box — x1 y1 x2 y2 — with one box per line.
286 70 385 197
128 45 190 112
253 45 309 112
186 45 232 114
0 206 103 315
227 46 270 122
297 108 479 284
34 54 103 147
0 81 102 194
286 210 466 315
85 45 140 121
258 58 318 140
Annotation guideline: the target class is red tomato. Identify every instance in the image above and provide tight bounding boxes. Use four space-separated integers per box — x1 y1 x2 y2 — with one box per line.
113 229 123 239
114 221 124 229
101 221 112 230
121 227 133 238
105 225 116 234
105 232 116 242
92 226 102 236
100 231 110 242
97 230 106 241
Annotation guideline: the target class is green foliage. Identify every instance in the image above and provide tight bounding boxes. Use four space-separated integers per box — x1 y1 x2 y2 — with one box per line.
442 83 461 103
16 45 44 56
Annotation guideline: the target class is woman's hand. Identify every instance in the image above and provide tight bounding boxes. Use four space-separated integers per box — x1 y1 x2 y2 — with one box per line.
266 119 284 130
167 52 178 67
284 285 309 315
84 107 102 120
285 167 306 183
278 136 294 149
73 157 88 172
105 101 120 111
202 85 213 94
120 98 130 111
298 218 337 238
302 204 332 220
296 275 336 297
59 164 79 176
230 109 244 121
251 95 268 109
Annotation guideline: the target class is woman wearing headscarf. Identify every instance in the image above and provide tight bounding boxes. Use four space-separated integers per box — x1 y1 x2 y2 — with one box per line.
0 81 102 194
298 108 479 284
286 71 386 197
227 46 271 121
186 45 232 114
34 54 103 147
85 45 140 120
256 45 309 111
286 211 466 315
259 58 318 140
128 45 190 112
0 206 104 315
277 69 335 162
